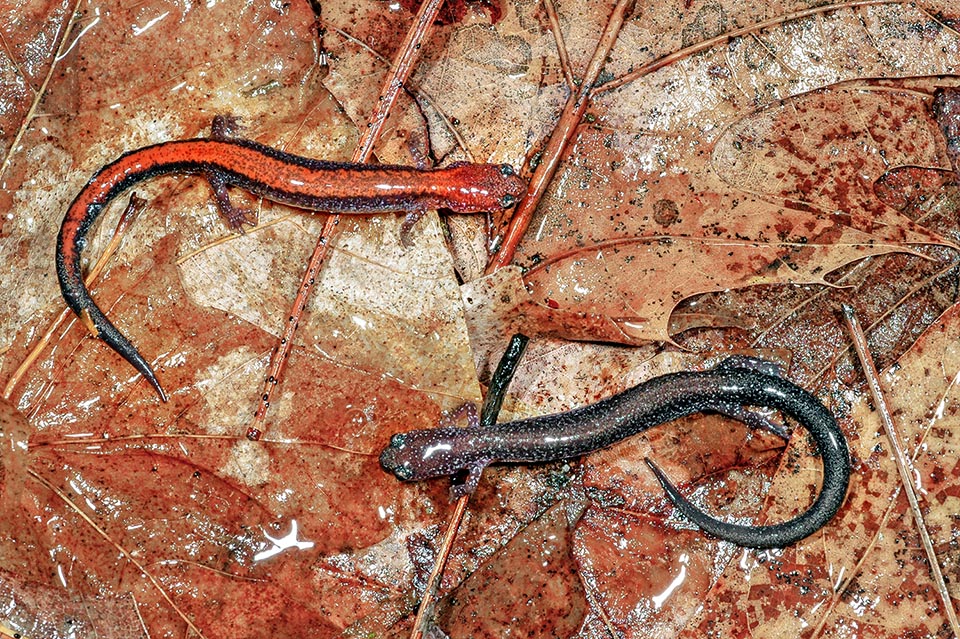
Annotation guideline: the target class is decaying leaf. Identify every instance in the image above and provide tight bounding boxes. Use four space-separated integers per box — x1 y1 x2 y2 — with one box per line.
1 0 960 638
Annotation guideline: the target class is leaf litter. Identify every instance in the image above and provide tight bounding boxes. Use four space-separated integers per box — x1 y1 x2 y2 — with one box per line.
0 0 959 638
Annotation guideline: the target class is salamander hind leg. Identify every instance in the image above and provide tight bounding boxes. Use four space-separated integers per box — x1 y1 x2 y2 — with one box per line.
715 355 783 378
399 209 426 247
206 115 258 230
707 401 790 440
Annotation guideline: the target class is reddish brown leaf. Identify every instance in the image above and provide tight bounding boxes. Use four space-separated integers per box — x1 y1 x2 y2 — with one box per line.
2 1 960 638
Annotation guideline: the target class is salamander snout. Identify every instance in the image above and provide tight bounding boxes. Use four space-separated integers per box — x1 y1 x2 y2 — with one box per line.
380 436 414 480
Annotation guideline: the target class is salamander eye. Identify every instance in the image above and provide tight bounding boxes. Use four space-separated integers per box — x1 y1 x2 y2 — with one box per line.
394 465 414 480
499 164 515 176
390 433 407 448
499 194 517 208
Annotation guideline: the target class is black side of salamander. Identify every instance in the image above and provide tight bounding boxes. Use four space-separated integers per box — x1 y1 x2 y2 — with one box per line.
380 360 850 548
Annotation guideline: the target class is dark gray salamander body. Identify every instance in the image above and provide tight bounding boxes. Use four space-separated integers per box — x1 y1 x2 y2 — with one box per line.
379 362 850 548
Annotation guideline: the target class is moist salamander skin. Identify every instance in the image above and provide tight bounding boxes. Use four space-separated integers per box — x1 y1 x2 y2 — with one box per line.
57 128 525 401
380 360 851 549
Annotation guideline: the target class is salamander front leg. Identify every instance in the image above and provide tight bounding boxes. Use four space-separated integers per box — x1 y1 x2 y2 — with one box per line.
439 402 480 429
208 115 258 231
448 459 490 501
207 172 258 230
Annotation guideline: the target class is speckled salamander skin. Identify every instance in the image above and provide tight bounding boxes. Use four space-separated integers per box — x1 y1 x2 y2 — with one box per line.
56 134 525 401
380 362 850 548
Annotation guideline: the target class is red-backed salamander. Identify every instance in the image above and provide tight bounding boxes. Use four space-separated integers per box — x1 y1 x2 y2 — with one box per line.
380 359 850 548
56 118 526 401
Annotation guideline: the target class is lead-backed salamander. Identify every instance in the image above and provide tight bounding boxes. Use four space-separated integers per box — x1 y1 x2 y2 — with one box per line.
380 360 850 548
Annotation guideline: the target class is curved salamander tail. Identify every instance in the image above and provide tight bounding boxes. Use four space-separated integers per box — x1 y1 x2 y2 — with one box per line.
644 369 849 549
56 185 168 402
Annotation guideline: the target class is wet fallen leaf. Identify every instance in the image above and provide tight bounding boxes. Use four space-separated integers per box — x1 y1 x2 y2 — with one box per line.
520 66 957 343
1 1 959 638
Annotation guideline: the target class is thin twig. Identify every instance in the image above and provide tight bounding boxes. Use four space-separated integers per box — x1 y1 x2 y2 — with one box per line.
842 304 960 637
541 0 577 90
410 334 529 638
1 1 91 400
408 495 469 639
486 0 637 272
0 0 84 181
246 0 447 439
593 1 894 95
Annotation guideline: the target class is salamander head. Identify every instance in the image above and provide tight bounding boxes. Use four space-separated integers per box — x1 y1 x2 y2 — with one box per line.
489 164 527 210
442 163 526 213
379 428 475 482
